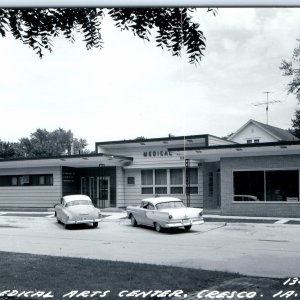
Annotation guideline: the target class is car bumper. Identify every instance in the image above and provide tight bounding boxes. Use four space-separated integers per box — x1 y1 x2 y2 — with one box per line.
163 218 204 228
66 218 102 225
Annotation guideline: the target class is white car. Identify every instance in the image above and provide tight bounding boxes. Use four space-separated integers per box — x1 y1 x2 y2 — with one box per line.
126 197 204 232
54 195 102 229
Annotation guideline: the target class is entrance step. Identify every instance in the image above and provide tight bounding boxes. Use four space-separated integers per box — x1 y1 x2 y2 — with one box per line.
203 208 221 215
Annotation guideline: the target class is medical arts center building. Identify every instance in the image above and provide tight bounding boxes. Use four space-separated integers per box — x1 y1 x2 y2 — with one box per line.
1 119 300 218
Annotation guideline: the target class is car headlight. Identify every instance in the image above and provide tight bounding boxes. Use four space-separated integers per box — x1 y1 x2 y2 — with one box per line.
169 214 173 219
98 212 102 218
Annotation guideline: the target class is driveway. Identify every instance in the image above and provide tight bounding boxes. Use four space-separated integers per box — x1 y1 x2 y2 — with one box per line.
0 214 299 278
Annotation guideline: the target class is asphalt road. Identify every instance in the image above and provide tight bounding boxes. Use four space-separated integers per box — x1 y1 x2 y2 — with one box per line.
0 214 300 278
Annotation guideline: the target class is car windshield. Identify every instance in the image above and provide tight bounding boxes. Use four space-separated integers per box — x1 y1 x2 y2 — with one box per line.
65 200 93 207
156 201 185 210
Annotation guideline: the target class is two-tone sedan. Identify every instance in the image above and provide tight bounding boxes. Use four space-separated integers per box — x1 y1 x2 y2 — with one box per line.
126 197 204 232
55 195 102 229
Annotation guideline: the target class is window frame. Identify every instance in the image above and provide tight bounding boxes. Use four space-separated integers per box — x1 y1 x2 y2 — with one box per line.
232 168 300 203
141 168 199 196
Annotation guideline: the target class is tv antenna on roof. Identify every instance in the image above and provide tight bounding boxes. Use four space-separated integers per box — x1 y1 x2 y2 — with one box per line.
252 92 281 124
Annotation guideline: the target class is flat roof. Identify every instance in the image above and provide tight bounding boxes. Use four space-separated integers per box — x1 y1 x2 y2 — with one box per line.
0 153 133 169
95 134 232 150
96 134 209 148
169 140 300 151
169 140 300 162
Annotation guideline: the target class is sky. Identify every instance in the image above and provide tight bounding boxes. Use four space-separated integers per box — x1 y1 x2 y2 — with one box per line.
0 7 300 150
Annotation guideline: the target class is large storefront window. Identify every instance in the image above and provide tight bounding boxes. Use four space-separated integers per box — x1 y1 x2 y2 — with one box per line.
266 170 299 202
141 168 198 195
233 170 299 202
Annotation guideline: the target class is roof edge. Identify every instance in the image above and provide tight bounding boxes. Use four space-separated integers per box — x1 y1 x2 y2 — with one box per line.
0 153 134 163
168 140 300 152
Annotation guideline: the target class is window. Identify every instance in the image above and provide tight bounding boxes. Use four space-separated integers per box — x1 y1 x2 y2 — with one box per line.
170 169 183 194
141 168 199 195
266 170 298 202
11 177 18 186
233 170 299 202
0 174 53 186
141 170 153 185
246 139 260 144
141 170 153 194
188 168 198 194
127 177 135 185
39 176 45 185
148 203 155 210
234 171 264 201
155 169 167 185
154 169 167 194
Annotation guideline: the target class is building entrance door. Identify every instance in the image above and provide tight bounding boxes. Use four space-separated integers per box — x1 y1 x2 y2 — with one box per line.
97 176 110 208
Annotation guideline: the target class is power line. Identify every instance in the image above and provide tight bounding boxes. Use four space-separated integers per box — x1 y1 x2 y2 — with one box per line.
252 92 281 124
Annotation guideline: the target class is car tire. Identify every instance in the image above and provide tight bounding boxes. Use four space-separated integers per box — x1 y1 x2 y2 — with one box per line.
57 218 61 224
184 225 192 231
93 222 98 228
131 215 137 227
64 223 69 229
154 222 162 232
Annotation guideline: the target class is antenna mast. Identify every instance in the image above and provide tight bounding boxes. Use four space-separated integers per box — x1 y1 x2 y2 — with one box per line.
252 92 281 124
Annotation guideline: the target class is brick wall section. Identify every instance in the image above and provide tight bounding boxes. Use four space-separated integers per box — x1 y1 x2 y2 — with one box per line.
220 155 300 218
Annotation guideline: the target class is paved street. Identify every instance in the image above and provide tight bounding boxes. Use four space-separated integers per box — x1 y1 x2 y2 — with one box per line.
0 213 300 278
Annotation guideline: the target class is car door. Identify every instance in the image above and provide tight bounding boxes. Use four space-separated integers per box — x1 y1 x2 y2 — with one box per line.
145 202 156 226
136 201 149 225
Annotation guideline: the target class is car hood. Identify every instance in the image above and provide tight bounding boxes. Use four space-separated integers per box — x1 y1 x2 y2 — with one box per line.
158 207 203 219
66 205 98 216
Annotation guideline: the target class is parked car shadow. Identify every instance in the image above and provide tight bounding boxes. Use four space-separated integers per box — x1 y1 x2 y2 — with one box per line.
55 223 98 230
127 224 196 235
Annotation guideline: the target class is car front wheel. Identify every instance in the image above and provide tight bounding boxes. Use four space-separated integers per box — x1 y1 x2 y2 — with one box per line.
93 222 98 228
131 215 137 227
154 222 162 232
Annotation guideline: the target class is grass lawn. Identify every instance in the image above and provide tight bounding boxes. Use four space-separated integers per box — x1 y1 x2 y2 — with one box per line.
0 251 288 300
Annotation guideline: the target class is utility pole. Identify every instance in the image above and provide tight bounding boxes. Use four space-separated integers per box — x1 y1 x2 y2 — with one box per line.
252 92 281 124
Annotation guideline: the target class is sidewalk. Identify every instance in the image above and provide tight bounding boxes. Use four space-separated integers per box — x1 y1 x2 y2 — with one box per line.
1 209 300 224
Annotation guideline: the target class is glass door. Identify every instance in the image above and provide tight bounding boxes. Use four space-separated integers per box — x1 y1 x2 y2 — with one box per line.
97 176 110 208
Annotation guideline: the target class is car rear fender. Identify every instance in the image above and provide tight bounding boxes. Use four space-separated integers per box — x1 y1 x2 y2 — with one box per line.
146 211 169 223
